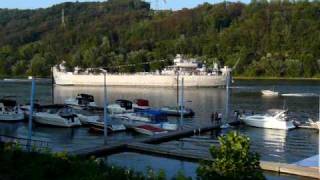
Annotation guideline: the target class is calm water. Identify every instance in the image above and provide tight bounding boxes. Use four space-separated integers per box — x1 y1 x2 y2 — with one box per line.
0 80 319 177
106 152 311 180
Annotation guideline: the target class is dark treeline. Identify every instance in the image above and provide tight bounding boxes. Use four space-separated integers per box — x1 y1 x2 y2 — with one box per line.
0 0 319 77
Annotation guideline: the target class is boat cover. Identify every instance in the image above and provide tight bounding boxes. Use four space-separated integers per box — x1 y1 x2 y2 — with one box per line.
135 99 149 106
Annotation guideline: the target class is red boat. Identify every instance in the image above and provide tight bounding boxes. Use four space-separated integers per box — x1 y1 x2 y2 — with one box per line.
133 124 167 136
133 99 150 110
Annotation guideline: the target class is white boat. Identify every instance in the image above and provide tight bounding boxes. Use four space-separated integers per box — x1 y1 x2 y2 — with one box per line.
133 124 168 136
64 94 98 110
34 106 81 127
108 99 134 114
240 109 295 130
77 113 100 125
0 98 24 121
306 119 320 129
113 113 150 122
88 121 126 134
261 90 279 96
112 109 177 131
153 122 178 131
53 54 232 87
115 116 177 130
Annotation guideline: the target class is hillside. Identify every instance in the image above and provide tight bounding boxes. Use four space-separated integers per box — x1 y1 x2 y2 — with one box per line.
0 0 319 77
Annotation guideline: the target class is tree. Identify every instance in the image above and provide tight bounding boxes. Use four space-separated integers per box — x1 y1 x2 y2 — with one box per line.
28 54 49 77
197 131 265 180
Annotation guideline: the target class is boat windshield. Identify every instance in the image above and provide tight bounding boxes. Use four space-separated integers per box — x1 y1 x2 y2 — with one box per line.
267 109 287 116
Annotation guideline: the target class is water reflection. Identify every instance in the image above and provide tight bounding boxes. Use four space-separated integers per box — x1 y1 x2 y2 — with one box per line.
0 80 318 163
54 85 227 123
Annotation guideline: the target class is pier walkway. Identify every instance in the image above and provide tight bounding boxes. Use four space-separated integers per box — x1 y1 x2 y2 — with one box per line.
72 123 319 179
73 124 219 157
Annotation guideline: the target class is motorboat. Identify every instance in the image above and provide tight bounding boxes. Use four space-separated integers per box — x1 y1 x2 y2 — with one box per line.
76 113 100 125
0 98 24 121
306 119 320 129
261 90 279 97
34 105 81 127
64 94 98 110
108 99 134 114
132 124 168 136
153 122 178 131
113 109 177 131
160 106 195 117
20 102 42 118
113 109 167 123
240 109 296 130
87 120 126 134
132 99 150 111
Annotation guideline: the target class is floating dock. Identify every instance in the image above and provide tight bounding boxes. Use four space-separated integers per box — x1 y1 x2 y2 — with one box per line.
73 124 220 157
72 123 320 179
127 143 320 179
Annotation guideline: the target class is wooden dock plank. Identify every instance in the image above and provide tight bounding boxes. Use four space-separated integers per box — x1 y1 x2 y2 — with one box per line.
72 143 127 157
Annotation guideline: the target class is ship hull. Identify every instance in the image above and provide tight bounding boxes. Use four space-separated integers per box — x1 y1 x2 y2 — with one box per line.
53 68 228 87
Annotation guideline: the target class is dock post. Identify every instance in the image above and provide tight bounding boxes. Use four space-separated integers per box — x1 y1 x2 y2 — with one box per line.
180 77 184 130
27 77 35 151
225 71 230 123
51 67 54 104
103 72 108 145
176 73 179 106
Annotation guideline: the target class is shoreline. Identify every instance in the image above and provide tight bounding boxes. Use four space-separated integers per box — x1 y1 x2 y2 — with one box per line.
233 76 320 81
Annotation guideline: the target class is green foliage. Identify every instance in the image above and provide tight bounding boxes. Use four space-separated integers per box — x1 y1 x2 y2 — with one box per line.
0 142 192 180
0 0 319 77
197 131 265 180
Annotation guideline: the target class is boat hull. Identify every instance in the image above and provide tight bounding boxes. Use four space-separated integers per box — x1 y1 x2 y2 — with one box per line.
0 113 25 121
242 116 295 130
53 68 227 87
133 125 167 136
34 113 81 127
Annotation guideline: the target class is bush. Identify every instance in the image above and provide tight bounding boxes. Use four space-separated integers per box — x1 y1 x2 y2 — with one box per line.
197 131 265 180
0 142 193 180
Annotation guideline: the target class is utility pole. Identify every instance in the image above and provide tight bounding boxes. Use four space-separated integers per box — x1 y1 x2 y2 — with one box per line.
179 77 184 130
225 70 230 123
27 77 35 151
103 71 108 145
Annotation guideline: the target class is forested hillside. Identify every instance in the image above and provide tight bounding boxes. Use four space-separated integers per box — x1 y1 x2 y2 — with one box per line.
0 0 319 77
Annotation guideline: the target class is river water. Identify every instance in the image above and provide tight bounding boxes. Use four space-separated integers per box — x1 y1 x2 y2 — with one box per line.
0 80 319 178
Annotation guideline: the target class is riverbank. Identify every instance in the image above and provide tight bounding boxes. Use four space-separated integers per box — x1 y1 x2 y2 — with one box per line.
233 76 320 81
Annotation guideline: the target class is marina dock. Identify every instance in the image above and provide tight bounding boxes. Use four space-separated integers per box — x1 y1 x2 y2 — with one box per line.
72 124 320 179
73 124 220 157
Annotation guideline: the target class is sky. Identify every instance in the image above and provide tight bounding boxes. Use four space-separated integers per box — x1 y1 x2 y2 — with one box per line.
0 0 247 10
